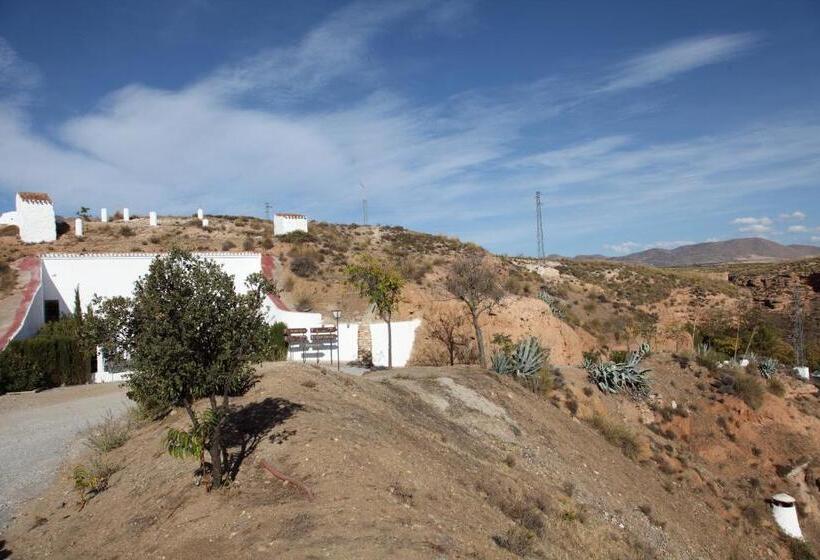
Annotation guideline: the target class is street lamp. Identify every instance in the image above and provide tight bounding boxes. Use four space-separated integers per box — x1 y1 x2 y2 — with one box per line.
331 309 341 372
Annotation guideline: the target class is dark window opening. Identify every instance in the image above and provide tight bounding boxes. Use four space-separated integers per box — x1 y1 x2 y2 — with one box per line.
44 299 60 323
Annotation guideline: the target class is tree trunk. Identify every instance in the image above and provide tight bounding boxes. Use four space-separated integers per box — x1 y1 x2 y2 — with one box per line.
387 315 393 369
448 340 455 366
471 310 486 368
209 423 223 488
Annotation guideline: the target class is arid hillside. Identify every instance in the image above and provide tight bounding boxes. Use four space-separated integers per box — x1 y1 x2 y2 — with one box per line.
5 357 819 559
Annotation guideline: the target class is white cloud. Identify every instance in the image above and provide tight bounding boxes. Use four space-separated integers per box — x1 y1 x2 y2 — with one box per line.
812 236 820 243
788 225 809 233
0 36 40 104
732 216 772 226
601 33 759 92
604 241 641 254
779 211 806 220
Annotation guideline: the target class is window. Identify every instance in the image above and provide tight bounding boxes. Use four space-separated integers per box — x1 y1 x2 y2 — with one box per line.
44 299 60 323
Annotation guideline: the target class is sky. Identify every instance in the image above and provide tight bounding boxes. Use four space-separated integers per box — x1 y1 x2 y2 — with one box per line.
0 0 818 256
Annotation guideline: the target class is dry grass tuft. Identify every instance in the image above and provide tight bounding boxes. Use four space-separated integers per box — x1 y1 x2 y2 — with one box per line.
586 412 640 460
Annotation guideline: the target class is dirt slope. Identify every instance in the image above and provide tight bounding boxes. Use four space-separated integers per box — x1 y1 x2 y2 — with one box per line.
6 361 796 560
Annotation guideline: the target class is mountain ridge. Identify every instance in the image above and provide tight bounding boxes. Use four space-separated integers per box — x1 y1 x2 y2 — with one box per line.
608 237 820 266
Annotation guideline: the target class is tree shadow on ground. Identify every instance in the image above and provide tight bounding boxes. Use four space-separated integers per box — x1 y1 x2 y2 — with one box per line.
0 539 11 559
223 397 302 480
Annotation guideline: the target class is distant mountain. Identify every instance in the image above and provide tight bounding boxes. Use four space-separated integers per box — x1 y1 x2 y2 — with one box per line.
611 238 820 267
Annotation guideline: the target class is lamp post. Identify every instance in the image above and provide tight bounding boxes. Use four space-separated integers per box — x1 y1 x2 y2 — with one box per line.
331 309 341 372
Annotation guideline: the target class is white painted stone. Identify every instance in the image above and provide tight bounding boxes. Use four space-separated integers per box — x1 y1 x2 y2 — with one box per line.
74 218 83 237
793 366 810 380
0 211 18 226
100 208 108 223
197 208 204 220
739 358 750 367
149 211 158 226
123 208 130 222
771 493 803 539
273 213 308 236
14 193 56 243
202 218 209 228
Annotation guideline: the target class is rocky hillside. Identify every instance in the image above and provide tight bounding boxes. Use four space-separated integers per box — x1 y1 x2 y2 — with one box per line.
614 238 820 267
5 357 819 559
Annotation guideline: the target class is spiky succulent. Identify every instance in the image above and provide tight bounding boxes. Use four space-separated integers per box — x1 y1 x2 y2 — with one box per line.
490 336 548 378
584 342 651 399
758 357 779 379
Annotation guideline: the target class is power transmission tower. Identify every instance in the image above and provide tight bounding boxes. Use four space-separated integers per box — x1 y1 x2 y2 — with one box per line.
535 191 545 259
264 202 271 221
360 182 368 225
791 287 806 367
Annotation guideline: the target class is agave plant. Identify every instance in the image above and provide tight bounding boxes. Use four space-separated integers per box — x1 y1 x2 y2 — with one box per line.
758 357 779 379
491 351 514 375
584 342 651 399
491 336 548 378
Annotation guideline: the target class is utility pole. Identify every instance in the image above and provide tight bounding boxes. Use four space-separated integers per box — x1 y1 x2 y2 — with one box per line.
360 182 368 225
535 191 545 260
264 202 272 221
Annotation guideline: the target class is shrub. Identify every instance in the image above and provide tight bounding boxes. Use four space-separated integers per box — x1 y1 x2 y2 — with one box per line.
291 255 319 278
84 411 131 452
73 458 119 507
0 262 17 295
494 526 536 556
120 226 136 237
261 237 274 250
790 539 817 560
587 412 640 460
295 294 313 312
221 240 237 251
609 350 628 363
260 322 288 361
716 372 765 409
242 236 255 251
279 230 316 244
768 377 786 397
282 275 295 291
0 322 91 393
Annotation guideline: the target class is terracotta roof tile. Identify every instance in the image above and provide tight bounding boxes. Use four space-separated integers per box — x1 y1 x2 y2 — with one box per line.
18 192 53 204
276 212 306 219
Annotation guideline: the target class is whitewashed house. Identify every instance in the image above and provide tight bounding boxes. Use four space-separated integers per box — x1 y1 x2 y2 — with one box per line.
273 212 308 236
0 192 57 243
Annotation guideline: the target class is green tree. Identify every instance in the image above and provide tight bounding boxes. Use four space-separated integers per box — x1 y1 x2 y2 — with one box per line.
445 254 503 368
89 249 276 488
77 207 91 220
346 257 404 368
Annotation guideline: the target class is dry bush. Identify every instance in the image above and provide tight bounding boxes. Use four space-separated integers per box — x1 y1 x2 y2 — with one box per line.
494 525 536 556
295 293 314 312
222 240 237 251
767 377 786 397
282 275 295 291
120 226 136 237
425 308 470 366
716 372 764 409
291 255 319 278
586 412 640 460
84 410 131 453
242 236 255 251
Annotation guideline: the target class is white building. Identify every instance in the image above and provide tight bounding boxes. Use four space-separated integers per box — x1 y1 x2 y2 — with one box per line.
273 213 308 236
0 192 57 243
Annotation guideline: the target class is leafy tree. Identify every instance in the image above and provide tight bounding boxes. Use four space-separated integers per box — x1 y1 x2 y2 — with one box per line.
77 207 91 220
88 249 276 488
346 257 404 368
445 254 503 368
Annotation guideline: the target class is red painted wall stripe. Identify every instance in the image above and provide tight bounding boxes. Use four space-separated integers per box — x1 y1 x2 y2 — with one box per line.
0 255 42 350
260 253 291 311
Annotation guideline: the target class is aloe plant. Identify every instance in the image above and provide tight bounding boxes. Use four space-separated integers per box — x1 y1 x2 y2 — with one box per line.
584 342 651 399
491 352 514 375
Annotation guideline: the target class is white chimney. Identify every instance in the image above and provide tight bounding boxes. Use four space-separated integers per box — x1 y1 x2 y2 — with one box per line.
770 493 803 540
123 208 130 222
149 211 158 227
197 208 204 220
202 218 209 228
100 208 108 223
74 218 83 238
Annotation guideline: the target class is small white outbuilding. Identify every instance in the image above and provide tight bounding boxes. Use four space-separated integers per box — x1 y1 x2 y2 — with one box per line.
273 212 308 236
0 192 57 243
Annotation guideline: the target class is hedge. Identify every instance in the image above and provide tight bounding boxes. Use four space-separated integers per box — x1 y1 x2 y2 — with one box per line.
0 333 91 393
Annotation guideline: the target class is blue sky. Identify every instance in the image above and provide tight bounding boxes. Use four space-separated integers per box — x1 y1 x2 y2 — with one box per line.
0 0 818 256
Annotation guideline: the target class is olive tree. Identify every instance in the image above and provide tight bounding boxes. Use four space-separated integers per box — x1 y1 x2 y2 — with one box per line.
89 249 276 489
445 254 503 368
346 257 404 368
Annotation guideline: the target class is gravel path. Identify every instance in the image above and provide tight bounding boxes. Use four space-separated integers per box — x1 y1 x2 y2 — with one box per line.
0 383 130 531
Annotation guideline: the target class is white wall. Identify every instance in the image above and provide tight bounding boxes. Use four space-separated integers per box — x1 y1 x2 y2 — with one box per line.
273 215 308 236
41 252 263 315
16 194 56 243
0 211 17 225
370 319 421 367
263 299 323 330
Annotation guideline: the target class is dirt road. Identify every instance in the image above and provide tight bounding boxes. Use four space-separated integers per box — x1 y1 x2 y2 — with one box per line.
0 383 129 532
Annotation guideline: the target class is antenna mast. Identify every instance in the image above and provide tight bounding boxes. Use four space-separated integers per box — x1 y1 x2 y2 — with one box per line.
360 182 368 225
535 191 545 260
264 202 271 221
